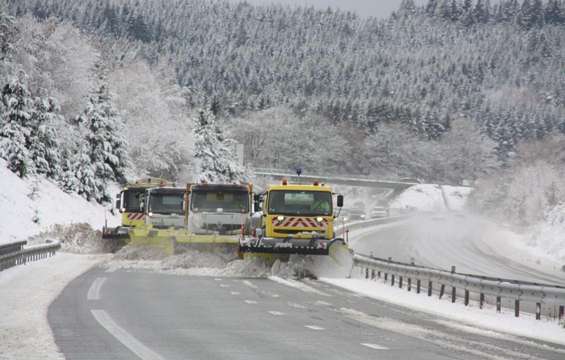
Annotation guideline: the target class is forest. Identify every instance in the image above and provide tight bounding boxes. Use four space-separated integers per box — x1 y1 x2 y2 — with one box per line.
1 0 564 225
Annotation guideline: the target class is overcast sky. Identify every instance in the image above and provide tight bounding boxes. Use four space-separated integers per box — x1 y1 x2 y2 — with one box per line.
236 0 427 18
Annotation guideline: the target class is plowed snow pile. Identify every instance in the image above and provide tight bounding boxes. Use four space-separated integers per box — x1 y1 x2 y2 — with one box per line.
104 245 324 278
29 223 116 254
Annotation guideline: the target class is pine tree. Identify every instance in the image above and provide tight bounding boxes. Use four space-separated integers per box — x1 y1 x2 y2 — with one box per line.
28 96 62 179
0 72 33 177
192 107 244 183
76 82 128 201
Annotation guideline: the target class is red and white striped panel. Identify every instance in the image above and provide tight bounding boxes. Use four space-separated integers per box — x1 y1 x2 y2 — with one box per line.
127 213 145 221
272 217 328 228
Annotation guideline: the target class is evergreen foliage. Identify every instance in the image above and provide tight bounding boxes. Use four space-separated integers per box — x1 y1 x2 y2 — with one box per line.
75 83 128 201
193 107 244 183
8 0 564 161
0 72 33 177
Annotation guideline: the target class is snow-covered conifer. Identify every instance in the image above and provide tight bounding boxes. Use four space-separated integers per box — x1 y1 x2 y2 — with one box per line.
0 71 33 177
193 107 244 183
28 96 62 179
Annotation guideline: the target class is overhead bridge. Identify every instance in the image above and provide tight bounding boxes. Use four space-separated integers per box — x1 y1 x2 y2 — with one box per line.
253 169 418 190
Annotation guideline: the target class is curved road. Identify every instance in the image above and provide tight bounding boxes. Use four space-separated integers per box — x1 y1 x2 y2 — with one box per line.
350 213 565 285
49 265 565 360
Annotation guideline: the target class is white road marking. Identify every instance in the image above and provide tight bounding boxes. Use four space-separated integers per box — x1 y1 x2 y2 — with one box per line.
87 277 107 301
314 300 332 306
105 267 117 273
268 311 285 316
361 343 389 350
271 294 280 298
214 278 222 281
288 302 307 309
230 291 240 295
219 284 230 288
305 325 325 331
269 276 331 297
91 309 164 360
242 280 258 289
245 300 258 304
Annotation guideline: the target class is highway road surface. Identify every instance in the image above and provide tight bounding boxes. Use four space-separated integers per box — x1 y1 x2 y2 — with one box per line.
350 213 565 285
49 266 565 360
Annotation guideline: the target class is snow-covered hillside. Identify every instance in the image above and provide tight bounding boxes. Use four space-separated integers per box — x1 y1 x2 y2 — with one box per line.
389 184 473 213
527 204 565 263
0 161 119 245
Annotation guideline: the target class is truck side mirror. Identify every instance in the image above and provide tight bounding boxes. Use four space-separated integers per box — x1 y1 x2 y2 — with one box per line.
337 195 344 208
115 194 122 212
253 194 261 212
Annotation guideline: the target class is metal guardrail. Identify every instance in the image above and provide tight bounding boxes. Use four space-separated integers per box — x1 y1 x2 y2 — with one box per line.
353 253 565 322
0 240 61 272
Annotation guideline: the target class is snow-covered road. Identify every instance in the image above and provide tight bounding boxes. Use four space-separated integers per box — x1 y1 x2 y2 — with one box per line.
0 253 108 360
350 212 565 285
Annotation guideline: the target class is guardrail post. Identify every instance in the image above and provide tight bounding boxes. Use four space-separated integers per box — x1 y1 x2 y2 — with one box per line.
365 268 369 279
416 279 421 294
496 296 502 313
384 273 388 282
451 266 456 274
399 276 403 289
480 293 485 309
377 271 381 279
515 300 520 318
391 274 395 286
428 281 432 296
407 278 412 292
560 305 564 321
536 303 541 320
439 284 445 299
464 290 470 306
451 287 456 303
371 269 375 280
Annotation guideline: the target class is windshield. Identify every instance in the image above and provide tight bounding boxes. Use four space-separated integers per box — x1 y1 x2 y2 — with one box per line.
191 190 249 213
268 190 332 216
122 189 145 213
149 192 185 215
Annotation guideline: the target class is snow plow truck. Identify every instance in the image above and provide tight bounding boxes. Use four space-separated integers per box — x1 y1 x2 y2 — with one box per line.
102 178 173 241
128 183 253 256
240 180 346 257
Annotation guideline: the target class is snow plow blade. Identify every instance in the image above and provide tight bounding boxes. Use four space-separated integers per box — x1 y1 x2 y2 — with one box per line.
102 226 131 241
129 225 240 257
239 238 347 256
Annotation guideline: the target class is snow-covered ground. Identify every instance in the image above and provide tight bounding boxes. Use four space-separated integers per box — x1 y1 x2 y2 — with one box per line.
389 184 473 213
0 161 119 245
322 277 565 346
0 253 108 360
527 204 565 264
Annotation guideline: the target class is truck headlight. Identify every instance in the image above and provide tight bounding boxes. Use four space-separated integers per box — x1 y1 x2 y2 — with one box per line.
148 212 153 217
316 217 324 223
277 216 285 221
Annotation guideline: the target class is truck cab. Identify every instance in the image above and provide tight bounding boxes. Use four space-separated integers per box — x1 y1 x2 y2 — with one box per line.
144 187 186 229
187 183 253 235
242 180 344 255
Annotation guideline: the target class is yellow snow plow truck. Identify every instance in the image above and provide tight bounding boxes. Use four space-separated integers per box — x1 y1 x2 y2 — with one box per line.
128 183 254 256
240 180 345 256
102 178 172 240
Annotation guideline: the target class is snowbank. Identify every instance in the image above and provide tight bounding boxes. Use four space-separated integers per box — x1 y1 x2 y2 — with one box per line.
0 253 107 359
389 184 472 213
527 204 565 263
322 278 565 346
0 161 119 245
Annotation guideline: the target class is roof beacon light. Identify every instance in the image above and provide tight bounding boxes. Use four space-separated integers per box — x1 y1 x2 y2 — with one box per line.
313 181 320 186
282 179 288 186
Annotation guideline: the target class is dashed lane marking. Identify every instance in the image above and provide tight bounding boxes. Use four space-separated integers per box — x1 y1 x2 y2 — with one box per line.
242 280 258 289
91 309 165 360
87 277 107 301
361 343 389 351
245 300 258 304
231 291 241 295
219 284 230 288
314 300 332 306
268 311 285 316
305 325 325 331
